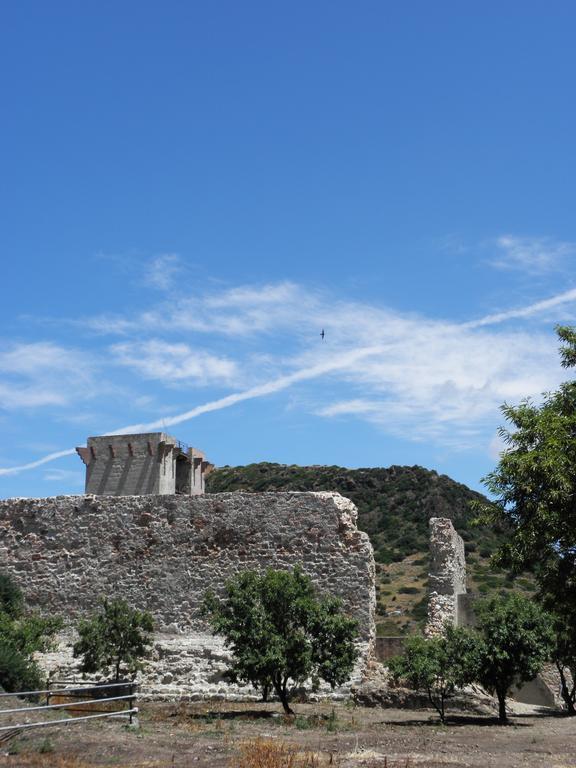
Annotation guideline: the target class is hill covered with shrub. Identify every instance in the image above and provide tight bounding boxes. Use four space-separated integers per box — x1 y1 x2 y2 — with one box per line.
207 463 533 635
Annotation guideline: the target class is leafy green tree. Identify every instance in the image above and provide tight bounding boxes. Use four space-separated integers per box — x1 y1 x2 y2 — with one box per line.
474 593 554 723
480 328 576 586
73 598 154 682
477 326 576 711
0 573 62 693
202 567 359 714
388 625 482 723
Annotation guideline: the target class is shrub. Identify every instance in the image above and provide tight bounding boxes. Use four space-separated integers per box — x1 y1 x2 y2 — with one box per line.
389 625 482 723
203 567 358 714
0 574 23 618
0 573 61 693
73 598 154 681
0 642 42 693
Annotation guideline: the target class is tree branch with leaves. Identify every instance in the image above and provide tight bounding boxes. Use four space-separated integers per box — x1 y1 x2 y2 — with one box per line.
475 325 576 714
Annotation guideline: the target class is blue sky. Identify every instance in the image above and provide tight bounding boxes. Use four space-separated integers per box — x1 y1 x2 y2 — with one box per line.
2 1 576 498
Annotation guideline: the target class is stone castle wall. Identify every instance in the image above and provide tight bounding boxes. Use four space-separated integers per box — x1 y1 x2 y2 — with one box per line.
0 491 375 697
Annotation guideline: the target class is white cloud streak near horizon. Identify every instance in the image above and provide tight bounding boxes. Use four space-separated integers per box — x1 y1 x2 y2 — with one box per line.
1 281 576 478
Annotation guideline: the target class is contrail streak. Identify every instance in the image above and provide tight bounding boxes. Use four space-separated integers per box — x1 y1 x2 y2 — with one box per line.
464 287 576 329
0 345 383 477
0 449 77 477
4 284 576 479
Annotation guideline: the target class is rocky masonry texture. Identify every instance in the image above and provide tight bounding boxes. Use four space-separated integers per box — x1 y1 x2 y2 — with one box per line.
425 517 467 637
0 491 375 697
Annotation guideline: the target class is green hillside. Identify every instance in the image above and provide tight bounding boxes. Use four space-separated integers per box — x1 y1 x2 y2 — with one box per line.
207 463 534 636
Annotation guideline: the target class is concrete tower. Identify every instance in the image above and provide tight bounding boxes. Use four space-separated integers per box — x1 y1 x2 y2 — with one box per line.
76 433 213 496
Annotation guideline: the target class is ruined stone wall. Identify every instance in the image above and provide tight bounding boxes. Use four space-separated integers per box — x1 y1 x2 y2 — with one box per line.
425 517 467 636
0 492 375 698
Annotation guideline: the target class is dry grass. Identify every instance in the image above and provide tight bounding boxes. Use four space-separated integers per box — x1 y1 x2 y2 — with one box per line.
231 740 403 767
233 738 333 767
3 758 97 768
2 758 169 768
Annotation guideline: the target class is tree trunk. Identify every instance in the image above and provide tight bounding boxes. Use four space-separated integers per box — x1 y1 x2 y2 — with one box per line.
496 689 507 723
273 677 294 715
556 662 576 715
279 690 294 715
427 688 445 723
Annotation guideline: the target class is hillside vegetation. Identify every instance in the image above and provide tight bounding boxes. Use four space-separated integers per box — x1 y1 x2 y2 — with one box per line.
207 463 534 636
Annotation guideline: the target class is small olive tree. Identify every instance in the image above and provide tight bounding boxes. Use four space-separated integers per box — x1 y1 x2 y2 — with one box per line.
202 567 359 714
388 625 482 723
474 593 554 723
73 598 154 682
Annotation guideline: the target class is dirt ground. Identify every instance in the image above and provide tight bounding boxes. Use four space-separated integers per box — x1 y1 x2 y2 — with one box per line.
1 700 576 768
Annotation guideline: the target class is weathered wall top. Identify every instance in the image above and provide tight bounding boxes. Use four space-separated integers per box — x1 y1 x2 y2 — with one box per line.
76 432 212 496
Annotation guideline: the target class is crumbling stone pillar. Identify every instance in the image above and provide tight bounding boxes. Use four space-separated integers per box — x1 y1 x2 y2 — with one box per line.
425 517 467 637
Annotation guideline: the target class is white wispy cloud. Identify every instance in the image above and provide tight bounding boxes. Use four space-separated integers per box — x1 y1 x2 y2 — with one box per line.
0 342 94 411
111 340 239 385
83 281 320 337
313 325 557 447
0 383 68 410
0 342 87 375
490 235 576 274
2 280 575 477
143 253 183 291
111 344 383 434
